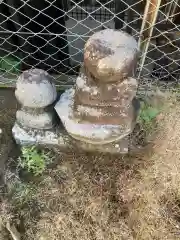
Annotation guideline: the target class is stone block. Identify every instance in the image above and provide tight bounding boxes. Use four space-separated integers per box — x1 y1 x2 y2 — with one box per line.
74 66 138 107
16 110 56 130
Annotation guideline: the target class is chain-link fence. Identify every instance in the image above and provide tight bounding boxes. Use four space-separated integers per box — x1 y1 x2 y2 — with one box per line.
0 0 180 89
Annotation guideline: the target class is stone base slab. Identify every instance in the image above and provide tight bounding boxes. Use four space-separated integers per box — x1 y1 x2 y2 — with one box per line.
12 123 131 154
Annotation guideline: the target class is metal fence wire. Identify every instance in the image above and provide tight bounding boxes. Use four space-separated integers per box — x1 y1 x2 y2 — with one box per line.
0 0 180 89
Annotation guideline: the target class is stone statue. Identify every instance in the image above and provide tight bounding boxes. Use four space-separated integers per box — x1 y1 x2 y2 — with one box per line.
15 68 57 130
12 68 60 146
55 29 140 148
12 29 140 154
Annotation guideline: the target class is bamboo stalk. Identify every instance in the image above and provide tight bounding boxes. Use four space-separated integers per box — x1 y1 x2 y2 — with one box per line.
138 0 162 79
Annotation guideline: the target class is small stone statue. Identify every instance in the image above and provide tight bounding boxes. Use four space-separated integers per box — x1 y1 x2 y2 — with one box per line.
15 68 57 130
55 29 140 148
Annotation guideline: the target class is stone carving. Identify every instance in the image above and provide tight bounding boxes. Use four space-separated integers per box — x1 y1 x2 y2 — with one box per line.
12 29 140 154
55 29 140 146
73 67 138 124
15 68 57 130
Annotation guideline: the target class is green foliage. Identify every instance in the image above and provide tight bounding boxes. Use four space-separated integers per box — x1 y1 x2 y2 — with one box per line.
0 56 21 74
18 146 53 176
139 102 159 122
138 101 160 134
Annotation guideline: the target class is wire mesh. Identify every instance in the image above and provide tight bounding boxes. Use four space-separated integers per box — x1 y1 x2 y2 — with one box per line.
0 0 180 90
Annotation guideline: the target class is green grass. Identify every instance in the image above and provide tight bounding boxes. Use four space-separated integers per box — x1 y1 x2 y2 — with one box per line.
9 182 37 208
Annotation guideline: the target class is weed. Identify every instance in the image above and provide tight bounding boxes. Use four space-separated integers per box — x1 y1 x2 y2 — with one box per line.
9 182 37 208
18 146 53 176
138 100 160 135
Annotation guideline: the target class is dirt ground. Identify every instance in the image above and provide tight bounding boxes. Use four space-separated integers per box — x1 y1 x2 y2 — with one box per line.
0 89 18 183
0 89 180 240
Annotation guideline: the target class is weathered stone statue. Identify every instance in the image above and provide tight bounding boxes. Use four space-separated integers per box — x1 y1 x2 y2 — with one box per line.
13 29 140 154
15 68 57 130
13 69 59 145
55 29 140 150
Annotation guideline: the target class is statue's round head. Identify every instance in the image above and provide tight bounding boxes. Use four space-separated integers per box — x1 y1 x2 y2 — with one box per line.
84 29 139 83
15 68 57 108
